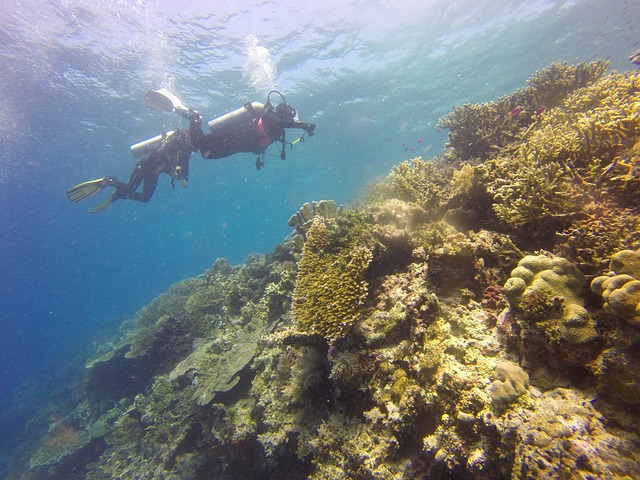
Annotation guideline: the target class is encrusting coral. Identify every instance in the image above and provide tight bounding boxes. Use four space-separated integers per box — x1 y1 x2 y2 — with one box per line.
9 60 640 480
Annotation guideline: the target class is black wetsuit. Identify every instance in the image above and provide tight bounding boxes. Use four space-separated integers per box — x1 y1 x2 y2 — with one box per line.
189 105 315 160
112 130 192 202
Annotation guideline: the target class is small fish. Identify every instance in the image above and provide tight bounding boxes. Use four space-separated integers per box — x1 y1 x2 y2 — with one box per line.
534 106 546 118
509 107 524 117
417 138 423 143
630 48 640 66
411 147 415 151
404 147 409 152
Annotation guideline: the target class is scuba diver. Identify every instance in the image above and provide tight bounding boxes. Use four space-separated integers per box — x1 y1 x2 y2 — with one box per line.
66 89 316 213
66 129 192 213
187 90 315 170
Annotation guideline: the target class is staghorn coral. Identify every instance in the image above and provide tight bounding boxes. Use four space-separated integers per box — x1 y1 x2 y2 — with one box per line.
555 204 640 273
439 61 609 162
591 248 640 326
485 68 640 230
292 216 373 343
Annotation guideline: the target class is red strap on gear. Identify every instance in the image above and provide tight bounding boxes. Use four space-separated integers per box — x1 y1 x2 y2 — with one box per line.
257 118 271 148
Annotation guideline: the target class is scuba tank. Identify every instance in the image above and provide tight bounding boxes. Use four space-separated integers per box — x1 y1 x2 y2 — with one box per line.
129 102 265 158
130 130 175 158
207 101 265 132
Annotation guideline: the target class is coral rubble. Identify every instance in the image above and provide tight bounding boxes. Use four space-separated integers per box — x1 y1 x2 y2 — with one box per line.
8 60 640 480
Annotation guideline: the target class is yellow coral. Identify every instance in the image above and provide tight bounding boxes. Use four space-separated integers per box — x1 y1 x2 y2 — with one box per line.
292 217 372 343
477 65 640 229
591 249 640 325
504 253 598 344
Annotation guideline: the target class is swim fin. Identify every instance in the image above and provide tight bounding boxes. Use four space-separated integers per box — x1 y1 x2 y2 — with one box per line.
66 177 111 203
89 192 117 214
144 89 194 119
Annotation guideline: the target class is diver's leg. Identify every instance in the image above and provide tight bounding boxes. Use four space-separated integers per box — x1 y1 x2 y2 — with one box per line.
110 157 150 201
127 173 159 203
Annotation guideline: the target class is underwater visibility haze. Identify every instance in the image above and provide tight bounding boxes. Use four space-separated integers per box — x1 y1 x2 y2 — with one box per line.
1 0 640 478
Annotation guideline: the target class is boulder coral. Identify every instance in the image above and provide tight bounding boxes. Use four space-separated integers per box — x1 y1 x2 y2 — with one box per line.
489 361 529 411
504 253 598 345
591 248 640 326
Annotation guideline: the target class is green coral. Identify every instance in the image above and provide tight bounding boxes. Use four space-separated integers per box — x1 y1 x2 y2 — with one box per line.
170 316 278 405
292 217 373 343
504 253 598 344
591 248 640 326
135 277 201 328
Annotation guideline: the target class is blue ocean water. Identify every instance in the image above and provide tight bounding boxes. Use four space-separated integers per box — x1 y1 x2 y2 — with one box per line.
0 0 637 473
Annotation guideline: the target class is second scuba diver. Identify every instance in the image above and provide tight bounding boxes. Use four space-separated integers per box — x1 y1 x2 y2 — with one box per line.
66 90 316 213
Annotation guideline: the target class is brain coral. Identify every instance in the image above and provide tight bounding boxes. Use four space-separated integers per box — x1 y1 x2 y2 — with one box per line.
292 217 372 343
504 253 598 344
591 248 640 326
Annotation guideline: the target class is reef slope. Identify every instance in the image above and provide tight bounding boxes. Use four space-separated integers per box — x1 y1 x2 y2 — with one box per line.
8 61 640 480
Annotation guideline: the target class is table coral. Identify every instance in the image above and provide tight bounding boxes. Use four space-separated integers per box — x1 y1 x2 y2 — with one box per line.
591 248 640 326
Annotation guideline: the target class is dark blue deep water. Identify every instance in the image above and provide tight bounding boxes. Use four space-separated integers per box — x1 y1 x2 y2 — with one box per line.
0 0 638 475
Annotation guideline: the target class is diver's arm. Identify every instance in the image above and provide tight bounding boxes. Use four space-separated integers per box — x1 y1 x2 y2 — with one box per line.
282 119 316 136
188 112 206 150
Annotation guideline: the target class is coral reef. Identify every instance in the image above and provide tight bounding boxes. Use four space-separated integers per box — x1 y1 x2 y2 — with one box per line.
8 60 640 480
292 216 373 343
504 253 599 353
489 361 529 411
591 248 640 325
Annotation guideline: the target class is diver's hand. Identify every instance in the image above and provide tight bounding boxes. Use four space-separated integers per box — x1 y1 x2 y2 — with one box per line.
181 179 188 189
305 123 316 136
187 108 202 125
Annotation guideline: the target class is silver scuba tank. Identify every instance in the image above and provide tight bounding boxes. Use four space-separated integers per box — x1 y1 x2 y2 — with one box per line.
129 101 265 158
207 101 265 132
129 131 175 158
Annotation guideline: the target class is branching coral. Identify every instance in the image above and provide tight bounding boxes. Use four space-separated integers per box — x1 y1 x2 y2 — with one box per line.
556 204 640 272
439 61 609 162
486 68 640 230
292 217 373 343
381 156 456 218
